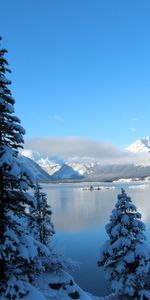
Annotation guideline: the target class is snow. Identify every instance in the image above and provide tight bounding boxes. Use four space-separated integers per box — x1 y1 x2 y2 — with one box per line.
38 158 61 175
113 178 140 183
9 115 21 123
18 158 36 183
8 122 26 134
0 145 14 167
129 184 149 189
135 243 149 259
0 75 11 84
9 160 21 177
0 86 4 93
115 262 125 274
0 284 47 300
21 149 41 160
5 268 147 300
127 137 150 153
36 271 105 300
19 180 29 190
0 271 108 300
4 102 14 113
124 251 135 263
0 96 5 105
4 227 19 244
69 162 92 175
111 224 121 237
23 286 47 300
20 149 62 175
20 148 150 181
19 155 51 181
19 235 39 261
52 164 83 179
121 214 129 224
98 189 150 298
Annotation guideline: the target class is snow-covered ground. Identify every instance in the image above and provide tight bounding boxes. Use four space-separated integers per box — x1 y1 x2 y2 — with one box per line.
27 271 108 300
37 271 99 300
0 271 113 300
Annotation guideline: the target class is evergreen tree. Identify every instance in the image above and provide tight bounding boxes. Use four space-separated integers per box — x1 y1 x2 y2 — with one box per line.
29 183 58 272
98 189 150 299
0 38 46 299
29 183 55 246
29 183 74 273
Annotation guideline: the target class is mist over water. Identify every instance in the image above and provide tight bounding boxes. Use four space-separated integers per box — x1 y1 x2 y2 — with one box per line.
42 182 150 297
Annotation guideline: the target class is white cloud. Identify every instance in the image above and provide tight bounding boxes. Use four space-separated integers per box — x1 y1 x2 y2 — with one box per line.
25 136 121 159
24 136 150 165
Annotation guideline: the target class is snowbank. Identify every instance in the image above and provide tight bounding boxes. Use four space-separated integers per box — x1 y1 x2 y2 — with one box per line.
36 271 105 300
0 271 113 300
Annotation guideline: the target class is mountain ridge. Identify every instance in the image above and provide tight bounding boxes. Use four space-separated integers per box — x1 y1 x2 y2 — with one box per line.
127 136 150 153
21 137 150 181
18 155 51 181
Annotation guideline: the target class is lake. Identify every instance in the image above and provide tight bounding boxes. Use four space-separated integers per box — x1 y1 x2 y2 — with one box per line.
41 181 150 297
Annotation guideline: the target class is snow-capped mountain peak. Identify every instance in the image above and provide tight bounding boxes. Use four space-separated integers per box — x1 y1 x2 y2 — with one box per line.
127 137 150 153
20 149 41 160
21 143 150 181
20 149 62 175
21 149 98 177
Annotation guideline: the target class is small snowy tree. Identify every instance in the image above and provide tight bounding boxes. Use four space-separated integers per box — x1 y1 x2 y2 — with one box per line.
29 183 63 272
29 183 76 273
0 38 48 299
29 183 55 245
98 189 150 299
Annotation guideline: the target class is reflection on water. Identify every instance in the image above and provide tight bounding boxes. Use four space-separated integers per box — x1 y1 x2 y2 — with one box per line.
42 182 150 297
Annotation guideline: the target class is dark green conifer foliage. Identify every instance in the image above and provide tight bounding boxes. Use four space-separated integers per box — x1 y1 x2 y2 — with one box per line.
30 183 55 245
0 38 43 299
98 189 150 299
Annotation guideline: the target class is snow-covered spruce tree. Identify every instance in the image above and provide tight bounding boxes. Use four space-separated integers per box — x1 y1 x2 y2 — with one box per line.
29 183 56 272
29 183 76 273
0 38 48 299
29 183 55 246
98 189 150 299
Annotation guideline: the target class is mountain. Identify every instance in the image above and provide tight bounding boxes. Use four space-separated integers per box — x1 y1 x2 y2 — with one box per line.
127 137 150 153
18 155 51 181
21 149 62 175
21 149 98 179
52 164 84 180
21 146 150 181
82 163 150 181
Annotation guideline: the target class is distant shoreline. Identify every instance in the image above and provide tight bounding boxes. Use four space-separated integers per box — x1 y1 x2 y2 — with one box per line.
40 177 149 184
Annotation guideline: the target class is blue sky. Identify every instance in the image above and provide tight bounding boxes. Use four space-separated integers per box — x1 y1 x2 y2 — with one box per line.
1 0 150 148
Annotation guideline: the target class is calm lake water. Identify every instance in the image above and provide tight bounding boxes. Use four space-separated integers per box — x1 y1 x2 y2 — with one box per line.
42 182 150 297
